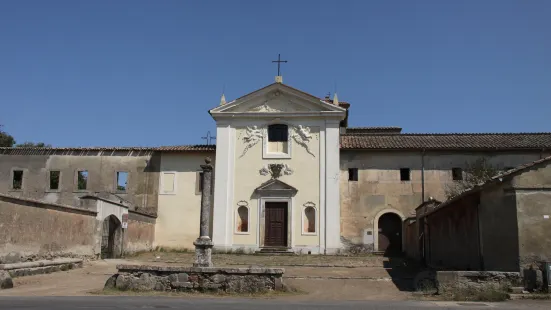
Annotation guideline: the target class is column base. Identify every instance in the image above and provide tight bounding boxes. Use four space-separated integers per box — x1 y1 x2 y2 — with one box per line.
193 236 214 267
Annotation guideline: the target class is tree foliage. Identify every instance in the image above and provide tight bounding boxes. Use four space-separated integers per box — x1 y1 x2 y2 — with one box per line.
0 125 51 148
0 125 16 147
445 157 501 199
15 142 52 148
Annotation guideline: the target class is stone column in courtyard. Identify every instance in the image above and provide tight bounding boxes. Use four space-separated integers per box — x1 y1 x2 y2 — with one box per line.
193 157 214 267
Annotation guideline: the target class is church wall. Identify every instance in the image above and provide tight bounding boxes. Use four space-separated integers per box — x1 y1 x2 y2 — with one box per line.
154 152 214 250
232 120 322 252
0 151 160 214
340 150 547 250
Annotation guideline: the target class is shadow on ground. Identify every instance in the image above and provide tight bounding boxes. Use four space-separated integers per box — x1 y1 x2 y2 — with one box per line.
383 255 427 292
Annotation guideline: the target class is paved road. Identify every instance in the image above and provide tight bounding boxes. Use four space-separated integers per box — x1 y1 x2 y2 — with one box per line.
0 297 550 310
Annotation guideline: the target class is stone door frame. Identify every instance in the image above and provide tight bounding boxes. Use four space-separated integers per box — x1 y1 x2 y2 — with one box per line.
373 208 405 253
258 197 293 248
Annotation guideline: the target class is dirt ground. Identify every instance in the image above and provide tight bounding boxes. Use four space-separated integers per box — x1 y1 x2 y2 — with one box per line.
0 253 414 301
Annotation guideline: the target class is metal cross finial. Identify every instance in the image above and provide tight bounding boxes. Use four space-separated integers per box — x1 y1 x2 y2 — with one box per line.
272 54 288 76
201 131 216 145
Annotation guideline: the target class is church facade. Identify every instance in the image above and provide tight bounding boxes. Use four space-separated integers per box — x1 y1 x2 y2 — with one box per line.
209 81 346 254
2 77 551 257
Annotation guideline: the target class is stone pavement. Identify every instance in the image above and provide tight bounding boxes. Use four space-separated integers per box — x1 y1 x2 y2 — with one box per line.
0 254 415 301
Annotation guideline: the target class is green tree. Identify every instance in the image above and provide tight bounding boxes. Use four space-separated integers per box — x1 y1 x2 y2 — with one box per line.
0 125 16 147
15 142 52 148
445 157 501 199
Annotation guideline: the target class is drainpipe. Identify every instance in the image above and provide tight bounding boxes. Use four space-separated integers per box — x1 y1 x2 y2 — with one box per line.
421 149 426 203
324 146 328 255
541 148 546 159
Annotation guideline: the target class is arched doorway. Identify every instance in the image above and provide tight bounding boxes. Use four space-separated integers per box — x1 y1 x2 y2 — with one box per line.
378 213 403 256
101 215 123 259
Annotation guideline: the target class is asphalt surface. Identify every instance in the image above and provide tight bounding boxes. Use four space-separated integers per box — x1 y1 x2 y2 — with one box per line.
0 297 550 310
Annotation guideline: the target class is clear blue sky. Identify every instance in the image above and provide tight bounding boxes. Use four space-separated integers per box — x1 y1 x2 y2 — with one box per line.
1 0 550 147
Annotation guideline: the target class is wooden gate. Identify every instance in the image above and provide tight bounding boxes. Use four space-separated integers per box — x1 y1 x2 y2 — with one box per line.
100 215 121 259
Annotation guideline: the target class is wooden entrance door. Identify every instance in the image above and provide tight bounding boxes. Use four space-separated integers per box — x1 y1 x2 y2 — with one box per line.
264 202 288 247
378 213 402 256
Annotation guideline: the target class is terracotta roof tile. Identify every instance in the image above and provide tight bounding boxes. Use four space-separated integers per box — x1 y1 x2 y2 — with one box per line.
156 145 216 152
346 127 403 134
0 145 216 154
340 132 551 150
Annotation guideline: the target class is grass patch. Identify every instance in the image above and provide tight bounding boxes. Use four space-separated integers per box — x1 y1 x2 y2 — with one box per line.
438 284 510 302
90 286 305 299
512 293 551 300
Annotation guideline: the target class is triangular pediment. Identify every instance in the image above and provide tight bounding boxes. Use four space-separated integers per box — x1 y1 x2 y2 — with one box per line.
210 83 346 118
255 178 298 197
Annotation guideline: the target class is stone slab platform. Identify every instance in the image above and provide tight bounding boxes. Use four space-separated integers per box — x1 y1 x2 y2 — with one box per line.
108 264 285 293
117 264 284 274
0 258 83 279
0 258 83 271
0 258 83 290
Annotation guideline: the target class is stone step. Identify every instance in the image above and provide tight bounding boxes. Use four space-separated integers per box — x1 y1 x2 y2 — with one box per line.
255 247 295 256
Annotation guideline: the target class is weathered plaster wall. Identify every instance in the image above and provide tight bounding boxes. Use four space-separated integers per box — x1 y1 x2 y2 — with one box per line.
124 211 156 254
340 150 545 249
424 194 482 270
155 152 214 250
478 185 520 272
0 195 98 263
0 150 160 214
232 122 321 252
511 163 551 268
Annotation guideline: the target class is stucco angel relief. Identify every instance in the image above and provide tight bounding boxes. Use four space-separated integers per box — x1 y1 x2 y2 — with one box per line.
240 125 264 157
250 103 282 113
291 125 316 157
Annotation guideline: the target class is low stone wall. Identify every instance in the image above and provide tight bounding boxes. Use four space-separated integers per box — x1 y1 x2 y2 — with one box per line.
105 264 285 293
436 271 522 293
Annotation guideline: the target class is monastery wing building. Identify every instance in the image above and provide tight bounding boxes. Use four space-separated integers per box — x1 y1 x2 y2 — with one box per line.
2 76 551 260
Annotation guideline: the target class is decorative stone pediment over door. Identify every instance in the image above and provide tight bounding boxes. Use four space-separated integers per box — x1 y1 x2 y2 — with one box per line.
209 83 346 119
254 178 298 197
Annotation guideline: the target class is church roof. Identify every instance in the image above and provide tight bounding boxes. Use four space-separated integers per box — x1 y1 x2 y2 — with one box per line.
340 132 551 151
157 145 216 151
0 144 215 154
346 127 403 134
4 133 551 153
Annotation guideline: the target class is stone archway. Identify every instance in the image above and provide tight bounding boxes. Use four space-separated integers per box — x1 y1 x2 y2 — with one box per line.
101 215 123 259
378 213 403 256
373 209 405 256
